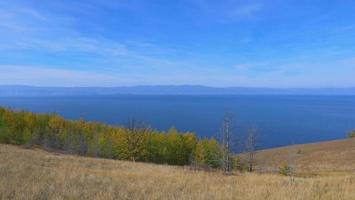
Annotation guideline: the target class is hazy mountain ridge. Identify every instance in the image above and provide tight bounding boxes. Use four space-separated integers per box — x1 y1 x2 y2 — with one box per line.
1 85 355 96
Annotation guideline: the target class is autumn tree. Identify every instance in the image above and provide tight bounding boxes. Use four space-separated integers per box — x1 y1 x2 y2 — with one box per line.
47 115 65 149
125 119 149 162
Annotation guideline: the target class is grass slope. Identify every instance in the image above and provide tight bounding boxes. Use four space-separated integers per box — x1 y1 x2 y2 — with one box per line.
1 143 355 200
254 138 355 175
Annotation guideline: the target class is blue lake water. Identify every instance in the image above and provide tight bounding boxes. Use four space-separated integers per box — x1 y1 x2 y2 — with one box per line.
0 95 354 149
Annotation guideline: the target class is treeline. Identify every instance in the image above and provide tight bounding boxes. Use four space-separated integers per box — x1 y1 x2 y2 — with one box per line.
0 107 221 167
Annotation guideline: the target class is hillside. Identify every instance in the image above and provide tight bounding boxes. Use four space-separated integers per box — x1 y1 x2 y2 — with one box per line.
1 144 355 200
253 138 355 175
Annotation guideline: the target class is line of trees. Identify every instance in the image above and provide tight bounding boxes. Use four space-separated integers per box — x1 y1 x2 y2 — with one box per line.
0 107 223 167
0 107 263 172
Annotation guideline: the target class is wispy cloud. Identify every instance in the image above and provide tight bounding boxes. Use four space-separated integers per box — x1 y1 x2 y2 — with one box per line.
227 3 263 20
14 37 131 57
232 56 355 87
0 65 122 86
0 1 194 73
2 55 355 88
191 0 263 22
1 0 355 87
0 64 232 87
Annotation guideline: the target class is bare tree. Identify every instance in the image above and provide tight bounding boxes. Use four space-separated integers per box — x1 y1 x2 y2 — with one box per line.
245 127 257 172
220 111 234 173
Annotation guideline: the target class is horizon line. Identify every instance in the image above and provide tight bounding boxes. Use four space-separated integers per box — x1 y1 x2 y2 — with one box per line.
1 84 355 90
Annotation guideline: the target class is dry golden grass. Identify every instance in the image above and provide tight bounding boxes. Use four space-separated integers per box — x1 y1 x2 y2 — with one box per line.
1 144 355 200
254 138 355 175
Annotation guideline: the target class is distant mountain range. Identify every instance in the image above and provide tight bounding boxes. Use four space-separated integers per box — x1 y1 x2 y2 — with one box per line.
0 85 355 96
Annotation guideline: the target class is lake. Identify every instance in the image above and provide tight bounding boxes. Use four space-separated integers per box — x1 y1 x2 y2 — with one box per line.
0 95 354 149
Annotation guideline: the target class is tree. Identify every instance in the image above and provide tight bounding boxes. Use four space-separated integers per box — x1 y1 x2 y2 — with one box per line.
88 130 100 157
195 139 222 168
245 127 257 172
145 132 166 163
47 115 65 149
181 132 197 165
220 111 234 173
0 125 11 143
125 119 150 162
98 130 114 159
63 127 76 154
23 113 38 147
2 110 23 144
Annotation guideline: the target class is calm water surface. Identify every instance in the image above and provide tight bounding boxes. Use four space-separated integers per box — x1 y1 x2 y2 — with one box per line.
0 95 354 149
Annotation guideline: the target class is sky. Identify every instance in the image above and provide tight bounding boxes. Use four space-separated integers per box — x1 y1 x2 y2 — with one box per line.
0 0 355 88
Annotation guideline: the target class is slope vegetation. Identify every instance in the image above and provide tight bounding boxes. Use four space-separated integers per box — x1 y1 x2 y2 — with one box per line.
254 138 355 175
1 144 355 200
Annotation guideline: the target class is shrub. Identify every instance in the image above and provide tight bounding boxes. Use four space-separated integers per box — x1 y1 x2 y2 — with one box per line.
233 156 249 172
279 164 293 176
348 130 355 138
296 149 303 154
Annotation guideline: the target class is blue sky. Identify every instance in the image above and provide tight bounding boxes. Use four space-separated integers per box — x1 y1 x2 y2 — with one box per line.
0 0 355 87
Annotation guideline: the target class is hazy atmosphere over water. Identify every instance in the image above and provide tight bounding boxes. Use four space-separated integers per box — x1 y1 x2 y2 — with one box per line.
1 0 355 87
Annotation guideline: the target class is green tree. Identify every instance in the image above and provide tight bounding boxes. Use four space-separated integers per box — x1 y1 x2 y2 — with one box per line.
195 139 222 168
0 125 11 143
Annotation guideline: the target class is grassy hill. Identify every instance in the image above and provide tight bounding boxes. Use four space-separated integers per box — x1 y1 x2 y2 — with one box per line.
253 138 355 176
1 142 355 200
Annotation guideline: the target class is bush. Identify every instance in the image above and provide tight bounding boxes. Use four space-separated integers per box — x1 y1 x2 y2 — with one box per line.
233 156 249 172
279 164 293 176
348 130 355 138
296 149 303 154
